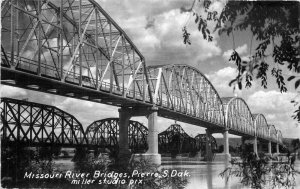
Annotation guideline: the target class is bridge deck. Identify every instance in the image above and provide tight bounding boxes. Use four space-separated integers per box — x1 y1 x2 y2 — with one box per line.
1 0 283 144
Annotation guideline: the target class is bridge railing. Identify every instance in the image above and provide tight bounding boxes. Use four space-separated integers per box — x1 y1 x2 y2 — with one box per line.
3 53 148 101
4 53 59 78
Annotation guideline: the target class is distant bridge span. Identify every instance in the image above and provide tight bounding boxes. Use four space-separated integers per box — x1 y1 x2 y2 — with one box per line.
1 0 283 162
0 97 88 147
0 98 216 157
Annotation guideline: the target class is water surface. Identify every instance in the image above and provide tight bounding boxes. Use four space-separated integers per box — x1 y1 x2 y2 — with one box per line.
53 158 300 189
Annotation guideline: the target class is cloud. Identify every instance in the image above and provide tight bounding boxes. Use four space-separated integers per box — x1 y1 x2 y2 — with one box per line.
206 65 267 99
139 9 221 66
53 98 118 128
97 0 222 66
206 66 240 97
0 85 27 98
247 91 296 114
247 90 299 138
222 44 248 61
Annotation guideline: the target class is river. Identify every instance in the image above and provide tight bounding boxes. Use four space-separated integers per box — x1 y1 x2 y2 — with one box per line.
54 158 300 189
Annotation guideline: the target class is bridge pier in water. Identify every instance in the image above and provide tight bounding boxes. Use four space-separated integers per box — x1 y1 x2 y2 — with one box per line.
242 136 259 156
268 141 272 155
144 107 161 165
214 129 231 162
205 129 213 161
118 108 132 163
253 137 258 155
276 143 280 154
119 106 161 166
258 142 263 154
223 129 231 162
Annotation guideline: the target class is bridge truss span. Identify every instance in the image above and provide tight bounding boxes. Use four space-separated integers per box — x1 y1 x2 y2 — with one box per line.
1 0 284 147
147 64 225 128
268 125 278 143
1 0 152 105
158 123 198 154
222 97 255 137
85 118 148 153
0 97 88 147
253 114 269 140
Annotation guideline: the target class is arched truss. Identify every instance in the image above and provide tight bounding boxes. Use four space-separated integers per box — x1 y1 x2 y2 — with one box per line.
158 123 197 154
253 114 269 139
0 0 284 145
0 97 88 146
222 97 254 136
85 118 148 153
147 65 225 126
268 125 277 143
1 0 152 101
277 130 283 144
194 134 217 152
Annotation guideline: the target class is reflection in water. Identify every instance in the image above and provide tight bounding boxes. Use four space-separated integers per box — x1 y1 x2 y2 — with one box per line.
207 163 212 189
163 162 249 189
53 158 300 189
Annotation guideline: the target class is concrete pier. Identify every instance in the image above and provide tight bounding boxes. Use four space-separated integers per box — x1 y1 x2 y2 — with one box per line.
144 107 161 165
205 129 213 161
268 141 272 155
253 137 258 155
214 129 231 162
118 107 132 164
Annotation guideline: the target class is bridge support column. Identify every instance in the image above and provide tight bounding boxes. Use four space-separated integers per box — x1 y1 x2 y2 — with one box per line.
258 142 263 153
241 136 246 151
205 129 213 161
118 107 132 164
145 107 161 165
215 129 231 162
253 137 258 156
276 143 279 154
268 141 272 155
223 129 231 162
132 107 161 166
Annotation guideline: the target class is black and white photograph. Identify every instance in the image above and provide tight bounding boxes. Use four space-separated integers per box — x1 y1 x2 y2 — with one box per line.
0 0 300 188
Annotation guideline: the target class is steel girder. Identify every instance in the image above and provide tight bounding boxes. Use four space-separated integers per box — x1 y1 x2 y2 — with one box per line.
1 0 284 145
147 65 225 127
158 123 197 154
194 134 217 152
0 97 88 146
268 125 277 143
85 118 148 153
222 97 255 136
253 114 269 140
1 0 152 101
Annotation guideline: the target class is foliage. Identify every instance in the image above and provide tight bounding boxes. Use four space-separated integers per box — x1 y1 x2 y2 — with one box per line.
183 1 300 122
220 152 299 189
1 147 33 180
74 151 111 174
72 146 89 162
37 146 62 160
1 146 65 188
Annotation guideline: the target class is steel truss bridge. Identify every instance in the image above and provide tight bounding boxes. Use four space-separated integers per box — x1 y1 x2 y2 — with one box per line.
1 0 283 150
158 123 217 155
1 97 217 156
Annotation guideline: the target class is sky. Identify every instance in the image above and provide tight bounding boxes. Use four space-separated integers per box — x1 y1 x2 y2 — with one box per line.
1 0 300 138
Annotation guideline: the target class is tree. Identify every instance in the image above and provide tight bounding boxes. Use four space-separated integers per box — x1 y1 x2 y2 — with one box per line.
182 1 300 122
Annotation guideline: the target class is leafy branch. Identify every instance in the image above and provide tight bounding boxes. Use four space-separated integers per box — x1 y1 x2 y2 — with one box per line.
220 152 299 189
182 1 300 122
